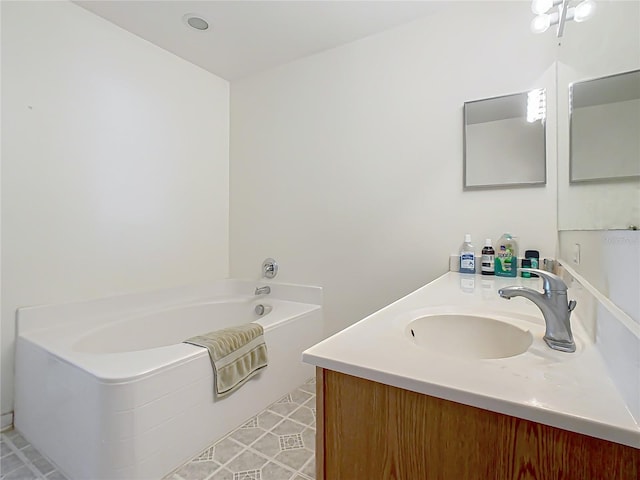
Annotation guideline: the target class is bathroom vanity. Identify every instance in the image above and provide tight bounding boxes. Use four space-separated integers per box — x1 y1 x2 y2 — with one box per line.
303 272 640 479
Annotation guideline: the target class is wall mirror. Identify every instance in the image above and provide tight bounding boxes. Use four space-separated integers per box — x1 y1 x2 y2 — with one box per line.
570 69 640 183
463 90 547 190
556 0 639 231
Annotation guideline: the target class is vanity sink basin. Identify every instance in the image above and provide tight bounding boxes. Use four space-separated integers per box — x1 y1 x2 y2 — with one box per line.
407 314 533 359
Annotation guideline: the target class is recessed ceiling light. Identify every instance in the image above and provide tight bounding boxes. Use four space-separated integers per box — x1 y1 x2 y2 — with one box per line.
182 13 210 32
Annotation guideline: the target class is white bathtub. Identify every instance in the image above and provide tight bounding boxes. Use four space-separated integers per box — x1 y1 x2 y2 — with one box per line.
14 280 323 480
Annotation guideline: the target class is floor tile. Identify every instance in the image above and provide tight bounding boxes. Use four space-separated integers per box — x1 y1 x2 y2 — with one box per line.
0 453 25 475
225 450 268 473
274 449 313 472
289 390 312 406
210 438 245 465
275 394 292 404
297 383 315 395
256 411 283 430
251 433 281 458
209 469 234 480
229 426 267 447
231 469 260 480
267 402 299 417
288 407 314 427
31 455 55 476
19 446 41 463
300 429 315 452
278 434 303 451
45 472 68 480
175 460 221 480
2 465 38 480
260 462 295 480
4 432 29 450
271 420 305 436
1 440 12 457
301 457 315 479
240 417 258 429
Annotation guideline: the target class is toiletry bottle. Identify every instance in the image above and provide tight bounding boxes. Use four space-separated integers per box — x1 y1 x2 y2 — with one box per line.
495 233 518 277
525 250 540 277
459 234 476 274
481 239 495 276
521 258 531 277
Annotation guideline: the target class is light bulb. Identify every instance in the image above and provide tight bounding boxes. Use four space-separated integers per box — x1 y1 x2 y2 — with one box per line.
531 0 553 15
574 0 596 22
531 14 551 33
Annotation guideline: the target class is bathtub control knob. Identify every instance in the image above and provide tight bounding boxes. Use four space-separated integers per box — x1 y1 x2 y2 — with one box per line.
255 304 272 316
262 258 278 279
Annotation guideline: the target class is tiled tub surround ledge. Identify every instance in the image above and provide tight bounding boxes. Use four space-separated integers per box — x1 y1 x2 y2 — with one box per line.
303 272 640 449
14 280 323 480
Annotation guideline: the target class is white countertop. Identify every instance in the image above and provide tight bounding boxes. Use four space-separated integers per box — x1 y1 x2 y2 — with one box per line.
302 272 640 448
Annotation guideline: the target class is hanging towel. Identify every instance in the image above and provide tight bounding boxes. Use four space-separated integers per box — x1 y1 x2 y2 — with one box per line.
184 322 268 397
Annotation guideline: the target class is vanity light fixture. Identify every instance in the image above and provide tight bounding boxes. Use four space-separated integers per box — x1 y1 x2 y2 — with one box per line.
530 0 595 37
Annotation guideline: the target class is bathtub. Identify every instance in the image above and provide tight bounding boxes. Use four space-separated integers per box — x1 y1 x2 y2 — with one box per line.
14 280 323 480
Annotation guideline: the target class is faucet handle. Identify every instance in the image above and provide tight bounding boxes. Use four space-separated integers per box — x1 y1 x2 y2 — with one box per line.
521 268 568 292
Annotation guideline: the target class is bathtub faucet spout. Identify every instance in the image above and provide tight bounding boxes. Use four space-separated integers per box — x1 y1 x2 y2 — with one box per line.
255 286 271 295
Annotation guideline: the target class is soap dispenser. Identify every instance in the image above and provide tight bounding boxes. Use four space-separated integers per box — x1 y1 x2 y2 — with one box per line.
459 234 476 274
495 233 518 277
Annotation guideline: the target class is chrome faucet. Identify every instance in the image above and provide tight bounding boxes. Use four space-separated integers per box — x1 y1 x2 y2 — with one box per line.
498 269 577 353
254 285 271 295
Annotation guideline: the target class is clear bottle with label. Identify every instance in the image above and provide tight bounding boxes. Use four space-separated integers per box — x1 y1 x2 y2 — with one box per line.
481 239 495 276
459 234 475 274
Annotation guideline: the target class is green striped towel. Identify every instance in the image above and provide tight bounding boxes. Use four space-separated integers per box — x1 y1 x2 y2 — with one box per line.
185 322 268 397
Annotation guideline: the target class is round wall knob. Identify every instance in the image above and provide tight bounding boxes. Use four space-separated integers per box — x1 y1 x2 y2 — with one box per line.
262 258 278 279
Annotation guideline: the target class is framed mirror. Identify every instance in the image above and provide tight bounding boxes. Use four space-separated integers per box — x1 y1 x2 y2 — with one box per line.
570 69 640 183
463 90 546 190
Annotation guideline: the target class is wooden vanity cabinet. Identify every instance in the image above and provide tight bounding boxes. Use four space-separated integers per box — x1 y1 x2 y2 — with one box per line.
315 368 639 480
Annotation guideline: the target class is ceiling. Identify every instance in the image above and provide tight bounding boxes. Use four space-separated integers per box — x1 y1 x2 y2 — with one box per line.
75 1 448 81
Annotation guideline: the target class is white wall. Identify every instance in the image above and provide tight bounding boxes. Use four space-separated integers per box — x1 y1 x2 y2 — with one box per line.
230 2 558 336
1 1 230 417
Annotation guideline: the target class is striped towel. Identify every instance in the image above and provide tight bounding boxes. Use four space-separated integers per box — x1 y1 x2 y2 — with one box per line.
184 323 268 397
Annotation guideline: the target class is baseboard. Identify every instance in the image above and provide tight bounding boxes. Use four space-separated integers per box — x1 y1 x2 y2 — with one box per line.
1 412 13 432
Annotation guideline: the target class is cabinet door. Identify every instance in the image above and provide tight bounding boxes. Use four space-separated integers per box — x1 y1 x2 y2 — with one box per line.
317 368 639 480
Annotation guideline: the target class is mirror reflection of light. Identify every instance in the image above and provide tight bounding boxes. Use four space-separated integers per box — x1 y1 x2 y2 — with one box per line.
527 89 546 123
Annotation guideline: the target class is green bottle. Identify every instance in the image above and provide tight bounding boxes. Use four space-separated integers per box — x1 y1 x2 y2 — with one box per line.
495 233 518 277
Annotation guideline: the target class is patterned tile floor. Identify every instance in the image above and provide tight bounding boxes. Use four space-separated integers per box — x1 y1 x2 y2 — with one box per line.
0 378 316 480
0 429 67 480
165 377 317 480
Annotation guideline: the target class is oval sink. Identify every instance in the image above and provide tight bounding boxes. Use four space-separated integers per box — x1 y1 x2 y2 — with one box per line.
406 314 533 359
